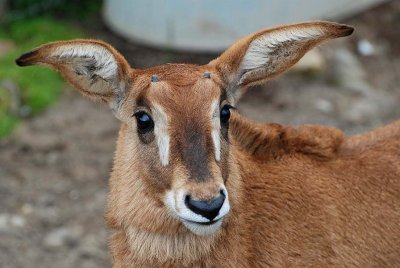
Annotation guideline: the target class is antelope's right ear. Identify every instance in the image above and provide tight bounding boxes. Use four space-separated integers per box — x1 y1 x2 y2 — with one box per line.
16 39 131 107
209 21 353 103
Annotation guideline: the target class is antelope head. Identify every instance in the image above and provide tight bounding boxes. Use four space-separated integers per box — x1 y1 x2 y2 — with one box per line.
16 21 353 236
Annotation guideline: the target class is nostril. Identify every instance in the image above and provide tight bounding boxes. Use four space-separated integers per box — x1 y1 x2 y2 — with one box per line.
184 194 191 205
185 193 226 221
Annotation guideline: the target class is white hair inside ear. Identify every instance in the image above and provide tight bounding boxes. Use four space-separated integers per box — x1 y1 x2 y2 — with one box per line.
239 27 324 84
240 27 324 71
52 44 118 81
16 39 134 119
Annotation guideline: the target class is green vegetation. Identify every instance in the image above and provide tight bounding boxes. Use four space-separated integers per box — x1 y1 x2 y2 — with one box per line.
0 87 18 137
0 0 102 137
0 16 82 137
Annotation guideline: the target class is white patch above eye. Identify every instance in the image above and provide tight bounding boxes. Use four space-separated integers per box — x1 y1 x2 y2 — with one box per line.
153 104 170 166
240 27 323 71
52 44 118 81
211 100 221 161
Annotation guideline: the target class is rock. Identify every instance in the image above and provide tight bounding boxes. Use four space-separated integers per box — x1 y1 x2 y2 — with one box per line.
43 226 83 249
357 39 375 56
43 228 71 248
314 98 334 114
21 204 33 215
291 49 325 74
332 47 397 125
38 193 56 207
37 207 63 226
10 215 26 228
79 234 106 259
333 48 370 94
45 151 59 165
69 189 80 201
0 213 26 231
344 90 396 125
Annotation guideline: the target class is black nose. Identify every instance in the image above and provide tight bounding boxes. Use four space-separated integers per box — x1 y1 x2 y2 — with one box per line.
185 191 225 221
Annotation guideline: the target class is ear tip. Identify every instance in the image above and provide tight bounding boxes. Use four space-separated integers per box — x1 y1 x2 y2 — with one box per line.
325 22 354 37
15 57 26 66
15 50 39 67
337 24 354 37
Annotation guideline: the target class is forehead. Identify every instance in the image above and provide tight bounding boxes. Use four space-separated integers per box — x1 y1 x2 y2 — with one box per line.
135 64 223 113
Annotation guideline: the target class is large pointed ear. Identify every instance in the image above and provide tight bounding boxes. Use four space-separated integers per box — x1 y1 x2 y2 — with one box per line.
16 39 131 110
209 21 353 102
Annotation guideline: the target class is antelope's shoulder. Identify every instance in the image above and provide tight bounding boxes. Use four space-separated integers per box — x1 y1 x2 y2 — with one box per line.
343 120 400 152
230 112 345 160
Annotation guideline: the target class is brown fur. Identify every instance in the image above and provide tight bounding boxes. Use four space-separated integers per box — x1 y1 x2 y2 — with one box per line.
16 21 399 267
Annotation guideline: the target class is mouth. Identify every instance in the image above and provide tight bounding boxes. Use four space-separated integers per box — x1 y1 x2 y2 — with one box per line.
183 218 220 226
181 217 224 236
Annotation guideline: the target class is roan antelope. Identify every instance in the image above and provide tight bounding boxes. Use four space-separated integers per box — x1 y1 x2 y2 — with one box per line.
16 21 400 267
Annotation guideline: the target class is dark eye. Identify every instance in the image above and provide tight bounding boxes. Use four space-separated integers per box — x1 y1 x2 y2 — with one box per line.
134 111 154 134
220 105 232 125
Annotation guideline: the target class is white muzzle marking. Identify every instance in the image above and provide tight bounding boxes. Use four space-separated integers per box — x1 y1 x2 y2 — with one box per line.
165 187 230 236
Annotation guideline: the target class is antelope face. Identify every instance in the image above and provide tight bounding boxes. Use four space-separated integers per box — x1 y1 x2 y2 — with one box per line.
129 65 233 235
16 22 353 236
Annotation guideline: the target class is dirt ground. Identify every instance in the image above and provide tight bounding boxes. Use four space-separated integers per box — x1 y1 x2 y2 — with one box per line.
1 1 399 267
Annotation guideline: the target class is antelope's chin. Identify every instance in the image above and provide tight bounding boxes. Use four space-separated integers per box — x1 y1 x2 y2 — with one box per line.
182 218 224 236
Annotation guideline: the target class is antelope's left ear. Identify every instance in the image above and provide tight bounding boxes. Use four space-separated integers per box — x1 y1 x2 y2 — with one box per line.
16 39 132 110
209 21 353 102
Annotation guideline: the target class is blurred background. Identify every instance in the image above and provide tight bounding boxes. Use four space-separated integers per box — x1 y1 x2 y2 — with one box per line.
0 0 399 267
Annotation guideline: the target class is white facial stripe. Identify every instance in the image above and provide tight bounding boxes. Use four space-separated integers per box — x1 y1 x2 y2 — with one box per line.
153 104 170 166
241 27 323 70
212 130 221 161
52 44 118 80
211 100 221 161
